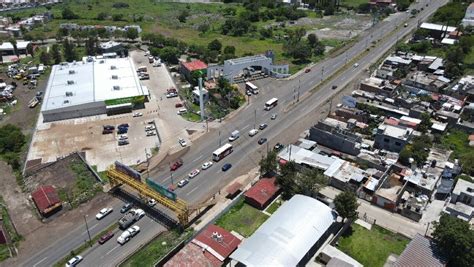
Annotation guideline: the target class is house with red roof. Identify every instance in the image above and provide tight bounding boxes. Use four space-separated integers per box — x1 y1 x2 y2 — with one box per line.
180 59 208 83
164 224 242 267
244 177 281 210
31 185 62 217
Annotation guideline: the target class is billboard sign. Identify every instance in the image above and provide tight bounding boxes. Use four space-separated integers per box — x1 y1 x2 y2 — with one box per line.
146 178 177 201
114 161 141 182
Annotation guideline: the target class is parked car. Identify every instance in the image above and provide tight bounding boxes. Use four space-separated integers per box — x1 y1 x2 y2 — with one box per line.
177 179 189 188
259 123 268 130
177 108 187 115
120 203 133 213
258 138 268 145
65 255 83 267
305 68 311 73
133 112 143 117
274 143 284 151
134 209 145 220
96 207 113 220
178 138 187 147
175 102 183 108
128 225 140 237
166 92 178 98
98 232 114 245
170 160 183 171
118 140 129 146
222 163 232 172
188 169 200 179
246 90 252 96
201 161 213 170
118 123 129 128
332 85 338 90
103 125 115 131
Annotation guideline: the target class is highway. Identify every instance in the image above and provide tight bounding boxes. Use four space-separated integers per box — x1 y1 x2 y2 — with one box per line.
148 0 447 205
19 0 446 266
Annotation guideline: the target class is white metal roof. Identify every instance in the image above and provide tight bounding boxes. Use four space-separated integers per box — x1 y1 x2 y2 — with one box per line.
0 40 30 50
230 195 335 267
42 57 146 112
420 22 456 32
278 145 338 170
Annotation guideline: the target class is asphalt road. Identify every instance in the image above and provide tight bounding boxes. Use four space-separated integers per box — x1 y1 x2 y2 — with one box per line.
19 0 446 266
148 0 447 205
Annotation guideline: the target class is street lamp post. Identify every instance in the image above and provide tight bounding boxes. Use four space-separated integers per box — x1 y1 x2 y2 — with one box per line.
254 109 257 129
83 215 92 246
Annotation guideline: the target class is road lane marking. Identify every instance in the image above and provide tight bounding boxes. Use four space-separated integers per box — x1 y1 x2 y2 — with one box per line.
241 124 250 131
191 155 203 163
33 257 48 267
89 223 98 231
186 184 201 196
106 245 120 255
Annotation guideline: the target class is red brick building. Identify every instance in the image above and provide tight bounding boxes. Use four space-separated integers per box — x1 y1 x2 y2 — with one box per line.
244 177 281 210
31 185 62 216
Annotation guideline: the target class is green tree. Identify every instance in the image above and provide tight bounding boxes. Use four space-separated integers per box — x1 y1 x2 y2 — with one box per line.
159 47 180 64
334 191 359 220
307 33 319 48
208 39 222 52
112 14 124 21
51 44 62 64
397 0 411 11
296 168 328 196
125 28 139 40
39 51 51 65
432 214 474 267
223 45 235 56
85 37 98 56
418 112 433 133
96 12 108 20
198 23 210 34
178 10 189 23
277 161 299 200
460 153 474 176
259 151 278 176
0 124 26 154
63 39 76 62
62 7 78 20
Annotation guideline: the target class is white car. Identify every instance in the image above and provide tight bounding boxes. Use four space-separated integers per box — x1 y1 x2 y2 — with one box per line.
117 230 131 245
177 108 187 115
177 179 189 188
178 138 187 147
249 129 259 137
96 207 113 220
133 112 143 117
146 130 157 136
127 225 140 237
133 208 145 220
147 198 157 207
65 255 83 267
118 134 128 140
353 63 359 68
188 169 200 179
201 161 213 170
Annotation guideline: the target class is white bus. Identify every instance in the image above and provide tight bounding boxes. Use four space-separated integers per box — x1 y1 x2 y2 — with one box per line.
245 82 259 94
264 98 278 110
212 143 233 161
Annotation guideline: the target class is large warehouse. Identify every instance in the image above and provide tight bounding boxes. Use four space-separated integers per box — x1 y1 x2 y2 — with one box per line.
41 57 149 122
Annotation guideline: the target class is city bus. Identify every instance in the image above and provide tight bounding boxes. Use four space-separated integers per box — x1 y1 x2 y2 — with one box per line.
212 143 233 161
264 97 278 110
245 82 259 94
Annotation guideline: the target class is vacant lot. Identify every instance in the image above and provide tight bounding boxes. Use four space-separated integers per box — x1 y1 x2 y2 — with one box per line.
338 224 410 267
215 198 268 237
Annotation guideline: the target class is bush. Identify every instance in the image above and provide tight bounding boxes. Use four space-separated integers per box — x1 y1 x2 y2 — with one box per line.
62 7 79 20
112 2 129 9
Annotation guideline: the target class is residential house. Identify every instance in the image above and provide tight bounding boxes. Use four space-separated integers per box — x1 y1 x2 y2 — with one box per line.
192 86 209 105
374 124 413 153
308 120 362 156
180 59 208 83
444 179 474 221
359 77 398 97
462 2 474 27
394 234 446 267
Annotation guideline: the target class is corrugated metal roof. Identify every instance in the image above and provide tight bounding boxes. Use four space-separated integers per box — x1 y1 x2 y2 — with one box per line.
244 177 280 208
230 195 336 267
394 234 446 267
31 185 61 214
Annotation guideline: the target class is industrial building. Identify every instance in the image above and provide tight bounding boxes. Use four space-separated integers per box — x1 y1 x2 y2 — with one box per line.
41 57 149 122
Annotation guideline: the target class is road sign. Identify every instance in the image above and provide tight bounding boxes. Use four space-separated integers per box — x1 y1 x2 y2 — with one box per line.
115 161 141 182
146 178 177 201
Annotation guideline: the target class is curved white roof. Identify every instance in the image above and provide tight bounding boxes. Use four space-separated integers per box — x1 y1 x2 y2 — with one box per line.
230 194 335 267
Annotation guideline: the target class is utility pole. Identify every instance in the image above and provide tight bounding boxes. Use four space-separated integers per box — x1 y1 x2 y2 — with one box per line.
218 130 221 147
83 215 92 246
321 66 324 83
254 109 257 129
145 148 150 179
297 78 300 102
198 76 205 122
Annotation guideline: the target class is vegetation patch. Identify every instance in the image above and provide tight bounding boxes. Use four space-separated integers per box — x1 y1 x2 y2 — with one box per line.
68 160 102 207
121 229 193 267
0 196 23 262
215 198 269 237
338 224 410 267
265 197 283 214
438 130 474 176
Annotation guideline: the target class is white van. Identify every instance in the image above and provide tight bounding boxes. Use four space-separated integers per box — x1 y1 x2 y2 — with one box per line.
117 231 131 245
177 108 187 115
248 129 258 137
228 130 240 141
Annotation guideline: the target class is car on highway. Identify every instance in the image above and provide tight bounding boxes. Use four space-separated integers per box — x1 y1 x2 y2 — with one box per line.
332 85 338 90
95 207 113 220
271 113 277 120
305 68 311 73
98 231 114 245
170 160 183 171
127 225 140 237
133 112 143 117
120 203 133 213
188 169 200 179
259 123 268 130
249 129 258 137
246 90 252 96
201 161 213 170
274 143 284 151
117 230 131 245
178 138 187 147
353 63 359 68
166 92 178 98
258 138 267 145
134 209 145 220
65 255 83 267
147 198 157 207
222 163 232 172
178 179 189 188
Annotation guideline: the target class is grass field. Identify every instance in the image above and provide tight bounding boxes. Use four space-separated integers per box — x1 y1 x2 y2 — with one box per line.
338 224 410 267
121 230 193 267
440 130 474 159
265 198 283 214
341 0 368 8
0 244 10 262
215 198 269 237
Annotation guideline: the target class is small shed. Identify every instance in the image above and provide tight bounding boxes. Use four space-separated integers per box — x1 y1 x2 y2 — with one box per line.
244 177 280 210
31 185 62 217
